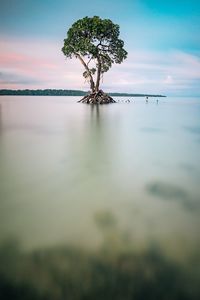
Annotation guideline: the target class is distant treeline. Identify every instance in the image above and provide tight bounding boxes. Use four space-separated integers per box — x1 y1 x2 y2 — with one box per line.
0 89 166 97
0 89 86 96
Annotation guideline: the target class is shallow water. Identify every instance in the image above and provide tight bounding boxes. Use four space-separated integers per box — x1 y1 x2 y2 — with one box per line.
0 96 200 255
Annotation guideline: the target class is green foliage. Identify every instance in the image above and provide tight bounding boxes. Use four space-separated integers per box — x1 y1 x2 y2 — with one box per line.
62 16 128 91
83 68 96 79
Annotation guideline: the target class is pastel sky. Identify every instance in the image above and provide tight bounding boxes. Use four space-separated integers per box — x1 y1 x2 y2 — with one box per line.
0 0 200 95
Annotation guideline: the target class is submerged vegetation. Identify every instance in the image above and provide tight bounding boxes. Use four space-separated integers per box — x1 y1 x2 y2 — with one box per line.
1 242 197 300
0 211 199 300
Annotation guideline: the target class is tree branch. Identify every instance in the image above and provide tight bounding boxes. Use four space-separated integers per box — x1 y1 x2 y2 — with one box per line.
75 52 95 92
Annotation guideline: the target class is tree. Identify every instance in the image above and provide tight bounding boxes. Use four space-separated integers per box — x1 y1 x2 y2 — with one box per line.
62 16 127 104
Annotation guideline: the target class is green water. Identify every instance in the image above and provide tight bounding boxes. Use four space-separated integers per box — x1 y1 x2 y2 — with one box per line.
0 96 199 299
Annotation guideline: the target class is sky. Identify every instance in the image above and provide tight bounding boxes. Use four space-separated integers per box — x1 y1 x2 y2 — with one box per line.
0 0 200 96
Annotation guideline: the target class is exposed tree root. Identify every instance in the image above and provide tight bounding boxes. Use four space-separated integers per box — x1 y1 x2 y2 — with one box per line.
78 90 116 104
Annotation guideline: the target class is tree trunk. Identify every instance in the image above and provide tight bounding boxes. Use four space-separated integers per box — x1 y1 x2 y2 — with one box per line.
75 53 115 104
76 54 95 92
95 57 101 92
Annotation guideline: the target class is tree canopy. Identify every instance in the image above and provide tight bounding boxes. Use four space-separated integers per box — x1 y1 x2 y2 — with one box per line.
62 16 127 94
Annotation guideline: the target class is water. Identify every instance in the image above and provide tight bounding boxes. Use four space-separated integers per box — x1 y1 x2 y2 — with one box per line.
0 96 200 299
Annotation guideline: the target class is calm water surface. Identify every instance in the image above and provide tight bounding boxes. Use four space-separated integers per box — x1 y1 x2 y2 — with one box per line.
0 96 200 252
0 96 200 298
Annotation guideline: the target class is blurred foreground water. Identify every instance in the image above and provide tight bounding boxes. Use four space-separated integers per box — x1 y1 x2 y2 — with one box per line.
0 96 200 299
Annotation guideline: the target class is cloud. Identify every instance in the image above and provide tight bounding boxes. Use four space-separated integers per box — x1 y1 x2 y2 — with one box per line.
163 75 173 84
0 70 41 85
0 37 84 90
0 37 200 95
103 50 200 95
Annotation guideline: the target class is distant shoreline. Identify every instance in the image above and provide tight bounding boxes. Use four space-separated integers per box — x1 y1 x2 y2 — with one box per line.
0 89 166 97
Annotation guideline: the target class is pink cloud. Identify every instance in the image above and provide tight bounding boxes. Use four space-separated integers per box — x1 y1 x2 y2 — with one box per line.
0 38 84 89
0 37 200 95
